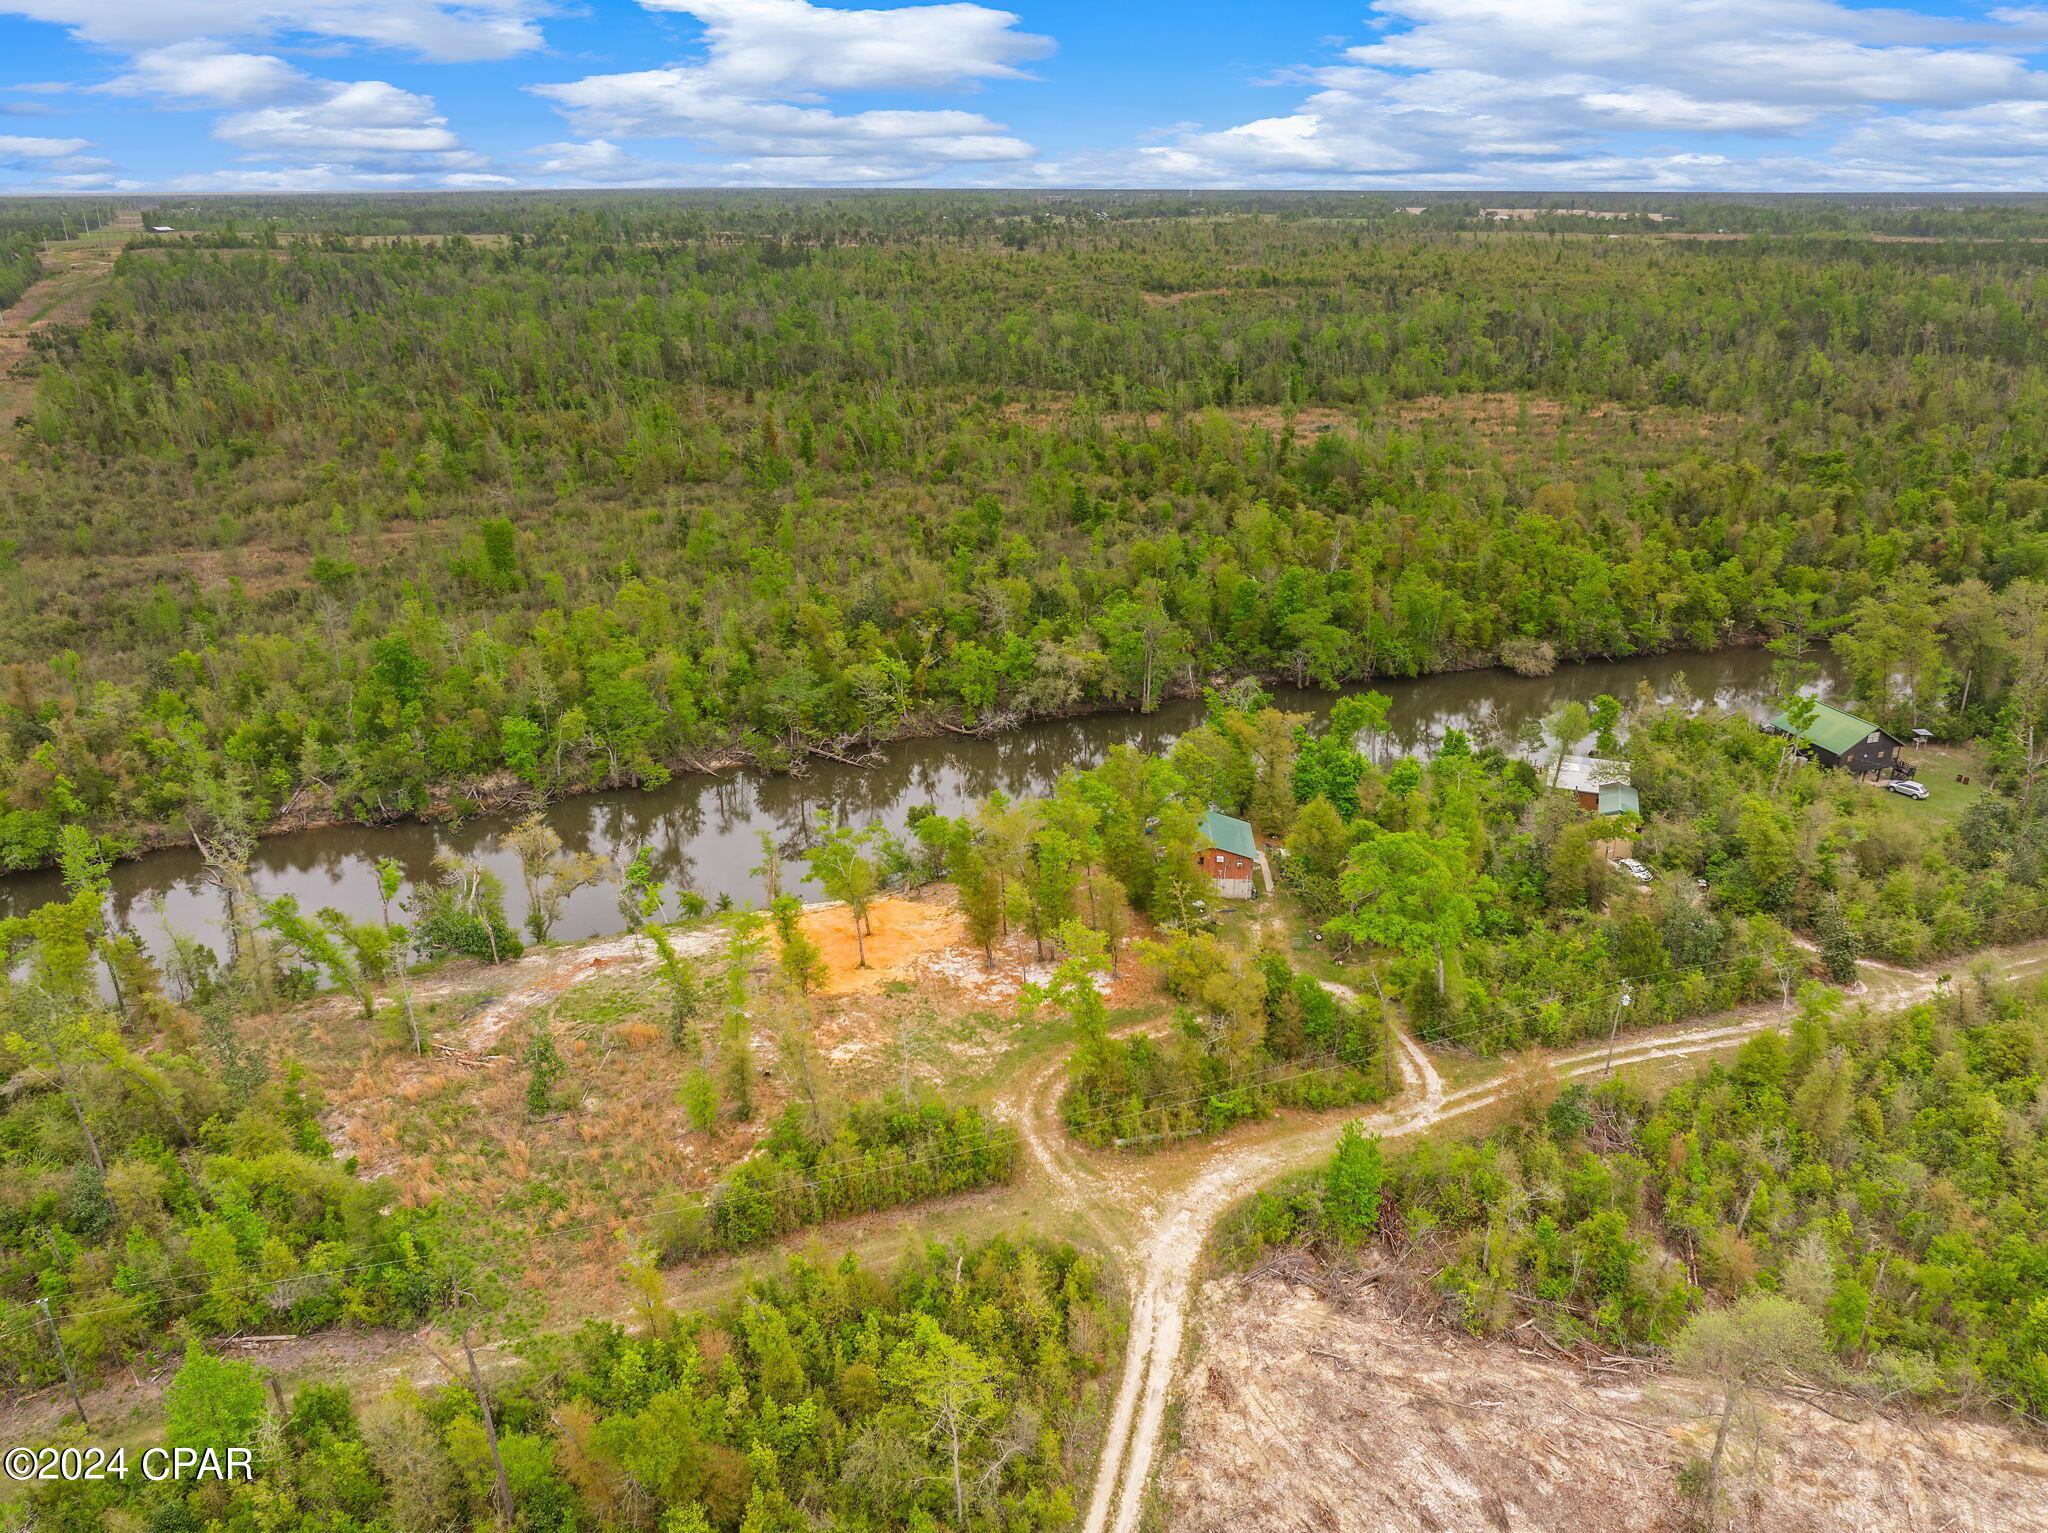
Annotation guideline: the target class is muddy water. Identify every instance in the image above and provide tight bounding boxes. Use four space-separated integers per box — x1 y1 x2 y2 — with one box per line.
0 648 1841 957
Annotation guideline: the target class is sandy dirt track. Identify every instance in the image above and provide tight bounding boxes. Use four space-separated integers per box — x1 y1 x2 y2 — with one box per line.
0 215 133 448
1068 947 2031 1533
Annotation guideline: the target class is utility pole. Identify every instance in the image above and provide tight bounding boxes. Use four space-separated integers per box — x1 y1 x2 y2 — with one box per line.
35 1298 88 1426
1602 988 1633 1078
460 1323 515 1526
1367 962 1394 1097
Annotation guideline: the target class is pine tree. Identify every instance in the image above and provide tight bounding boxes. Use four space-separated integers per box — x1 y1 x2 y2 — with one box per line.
1284 794 1350 907
621 849 706 1050
1023 828 1079 961
524 1014 564 1118
955 841 1003 969
766 992 829 1136
894 1317 1003 1528
716 910 765 1121
1816 892 1858 985
374 857 423 1053
260 896 374 1017
680 1066 720 1133
807 818 882 966
770 895 828 993
1324 1121 1384 1244
1148 801 1211 929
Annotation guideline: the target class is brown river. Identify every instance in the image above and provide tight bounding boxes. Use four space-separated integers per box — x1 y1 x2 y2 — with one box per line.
0 647 1842 958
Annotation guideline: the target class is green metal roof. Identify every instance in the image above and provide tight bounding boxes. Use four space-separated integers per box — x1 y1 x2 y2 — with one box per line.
1598 784 1640 816
1198 809 1258 859
1767 701 1897 758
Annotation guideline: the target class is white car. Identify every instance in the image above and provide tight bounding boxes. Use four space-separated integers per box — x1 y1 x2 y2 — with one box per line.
1885 780 1930 800
1615 858 1654 883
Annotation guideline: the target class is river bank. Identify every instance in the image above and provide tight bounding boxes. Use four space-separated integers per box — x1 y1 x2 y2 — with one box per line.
0 645 1844 963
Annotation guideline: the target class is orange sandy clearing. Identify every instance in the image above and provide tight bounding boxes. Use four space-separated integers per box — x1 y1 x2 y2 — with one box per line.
786 890 1153 1008
794 895 969 996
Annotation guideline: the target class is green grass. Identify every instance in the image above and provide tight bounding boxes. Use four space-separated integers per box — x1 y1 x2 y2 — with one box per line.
1871 744 1988 830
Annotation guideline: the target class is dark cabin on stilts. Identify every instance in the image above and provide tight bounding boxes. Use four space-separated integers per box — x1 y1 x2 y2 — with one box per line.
1764 702 1904 777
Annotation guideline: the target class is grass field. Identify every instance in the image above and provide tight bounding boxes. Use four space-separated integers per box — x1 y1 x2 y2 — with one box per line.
1870 743 1989 830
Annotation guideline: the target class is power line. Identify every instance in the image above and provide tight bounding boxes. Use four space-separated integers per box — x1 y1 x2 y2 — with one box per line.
14 943 1819 1343
0 1049 1362 1344
2 946 1807 1348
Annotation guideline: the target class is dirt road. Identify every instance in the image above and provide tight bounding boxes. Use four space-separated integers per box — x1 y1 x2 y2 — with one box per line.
4 923 2032 1496
1073 977 1438 1533
0 213 134 445
1071 946 2019 1533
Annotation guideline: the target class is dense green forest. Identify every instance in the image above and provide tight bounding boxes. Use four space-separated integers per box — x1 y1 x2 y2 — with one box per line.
1029 668 2048 1145
21 1235 1112 1533
669 1100 1019 1261
9 661 2046 1390
0 879 466 1391
1222 973 2048 1421
1017 672 2044 1071
9 193 2048 866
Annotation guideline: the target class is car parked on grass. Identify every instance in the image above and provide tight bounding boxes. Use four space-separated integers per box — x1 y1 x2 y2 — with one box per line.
1885 780 1931 800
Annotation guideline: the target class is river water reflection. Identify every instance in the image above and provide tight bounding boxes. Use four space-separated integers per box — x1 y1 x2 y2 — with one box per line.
0 647 1843 958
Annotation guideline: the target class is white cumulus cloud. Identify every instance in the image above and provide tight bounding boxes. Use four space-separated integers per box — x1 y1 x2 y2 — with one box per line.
214 78 483 170
6 0 549 62
524 138 685 183
103 41 322 105
531 0 1048 183
636 0 1050 93
0 131 113 189
1021 0 2048 191
19 0 2048 192
0 131 93 158
2 0 539 186
156 163 423 189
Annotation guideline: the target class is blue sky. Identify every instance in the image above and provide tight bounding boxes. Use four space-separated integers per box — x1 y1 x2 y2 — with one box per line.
3 0 2048 192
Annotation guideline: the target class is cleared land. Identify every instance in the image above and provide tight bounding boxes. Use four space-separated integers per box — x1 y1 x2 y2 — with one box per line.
0 214 134 446
1168 1275 2048 1533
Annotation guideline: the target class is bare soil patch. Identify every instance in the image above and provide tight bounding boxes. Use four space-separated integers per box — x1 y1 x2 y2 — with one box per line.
988 392 1729 458
255 924 770 1323
1140 288 1233 306
1167 1275 2048 1533
1389 390 1735 460
1212 404 1356 432
267 890 1153 1323
787 884 1149 1007
789 886 1155 1091
995 398 1358 434
798 893 970 996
